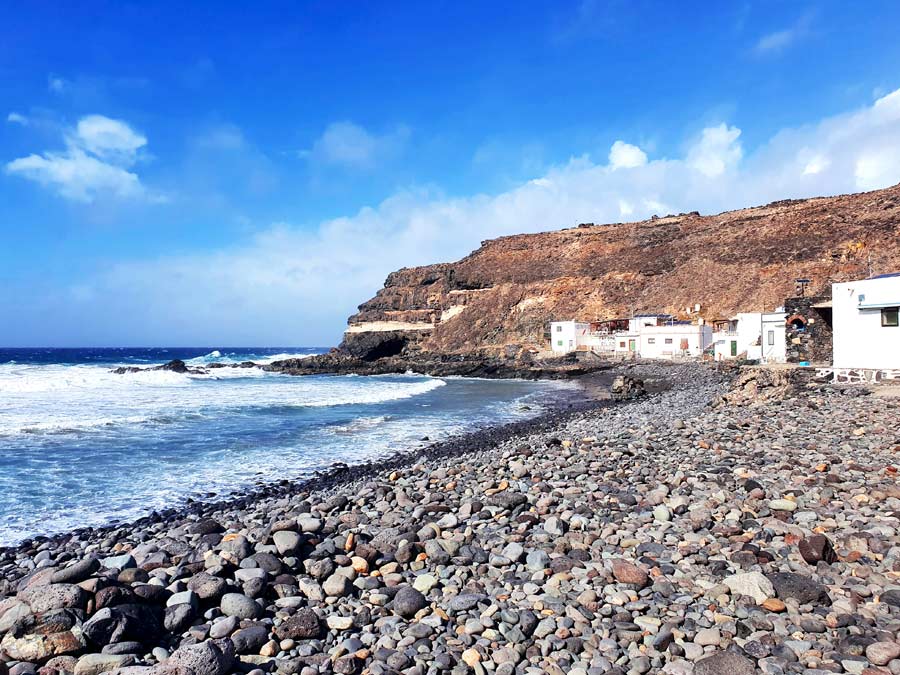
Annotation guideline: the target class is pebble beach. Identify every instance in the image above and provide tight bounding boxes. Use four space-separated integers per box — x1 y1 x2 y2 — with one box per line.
2 362 900 675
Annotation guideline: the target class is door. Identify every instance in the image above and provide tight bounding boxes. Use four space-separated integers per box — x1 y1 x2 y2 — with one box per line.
730 340 737 357
628 339 636 352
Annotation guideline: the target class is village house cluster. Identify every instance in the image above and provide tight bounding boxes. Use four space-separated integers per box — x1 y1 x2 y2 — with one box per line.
549 273 900 382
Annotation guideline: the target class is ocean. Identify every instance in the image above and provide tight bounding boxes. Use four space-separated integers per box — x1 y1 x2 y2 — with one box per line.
0 348 574 546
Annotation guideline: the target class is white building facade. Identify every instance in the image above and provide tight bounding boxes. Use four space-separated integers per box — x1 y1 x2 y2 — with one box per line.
713 311 787 363
638 323 713 358
550 321 590 353
760 311 787 363
550 316 712 359
832 274 900 372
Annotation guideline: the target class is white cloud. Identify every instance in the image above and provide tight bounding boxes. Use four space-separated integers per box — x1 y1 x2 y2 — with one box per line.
5 114 160 203
801 152 830 175
40 88 900 344
302 121 409 169
48 76 69 93
686 124 742 177
73 114 146 164
6 149 146 202
608 141 647 169
754 29 796 54
6 112 28 126
752 13 813 56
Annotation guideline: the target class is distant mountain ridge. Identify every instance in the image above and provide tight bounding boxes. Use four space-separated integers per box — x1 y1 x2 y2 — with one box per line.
341 184 900 357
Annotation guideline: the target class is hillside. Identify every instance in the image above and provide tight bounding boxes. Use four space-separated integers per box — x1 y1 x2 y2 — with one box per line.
340 184 900 358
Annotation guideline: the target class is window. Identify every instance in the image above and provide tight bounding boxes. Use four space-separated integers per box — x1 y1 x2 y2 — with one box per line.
768 330 775 345
619 341 625 348
883 307 899 327
647 338 656 344
557 340 563 346
665 338 673 345
555 325 562 332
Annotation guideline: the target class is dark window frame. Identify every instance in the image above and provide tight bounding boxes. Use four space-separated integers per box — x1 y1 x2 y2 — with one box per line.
883 307 899 327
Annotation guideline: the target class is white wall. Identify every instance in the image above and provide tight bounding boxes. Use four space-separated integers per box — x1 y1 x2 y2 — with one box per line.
629 316 667 332
761 313 787 363
613 333 639 355
833 277 900 369
550 321 589 353
639 324 712 358
713 312 786 362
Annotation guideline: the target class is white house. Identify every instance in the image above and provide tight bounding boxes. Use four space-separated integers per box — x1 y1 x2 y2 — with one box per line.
713 310 787 362
629 314 671 332
550 321 590 353
832 274 900 371
638 322 713 358
550 316 712 359
760 311 787 363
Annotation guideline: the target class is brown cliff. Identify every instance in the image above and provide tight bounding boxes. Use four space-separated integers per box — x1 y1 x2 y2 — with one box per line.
341 184 900 358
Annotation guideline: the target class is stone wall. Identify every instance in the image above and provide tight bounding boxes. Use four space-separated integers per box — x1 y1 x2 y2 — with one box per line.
785 295 833 364
816 367 900 384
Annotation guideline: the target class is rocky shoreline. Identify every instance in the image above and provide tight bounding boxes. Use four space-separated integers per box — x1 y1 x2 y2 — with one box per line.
109 350 616 381
3 362 900 675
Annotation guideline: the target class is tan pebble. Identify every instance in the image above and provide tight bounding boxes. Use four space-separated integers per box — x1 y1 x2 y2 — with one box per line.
259 640 278 657
351 556 368 574
762 598 786 612
461 648 481 667
344 533 354 551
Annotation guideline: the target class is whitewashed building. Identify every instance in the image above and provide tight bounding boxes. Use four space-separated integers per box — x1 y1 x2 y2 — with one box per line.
832 274 900 374
638 322 713 358
713 310 787 362
760 311 788 363
550 315 712 359
549 321 590 353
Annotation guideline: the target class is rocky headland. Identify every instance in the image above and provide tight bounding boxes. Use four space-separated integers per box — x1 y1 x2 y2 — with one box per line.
4 362 900 675
339 183 900 362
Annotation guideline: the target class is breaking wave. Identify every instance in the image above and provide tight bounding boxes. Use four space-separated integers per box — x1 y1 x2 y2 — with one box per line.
0 362 445 437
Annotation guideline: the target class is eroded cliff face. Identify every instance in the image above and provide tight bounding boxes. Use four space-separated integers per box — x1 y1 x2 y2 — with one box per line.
342 185 900 357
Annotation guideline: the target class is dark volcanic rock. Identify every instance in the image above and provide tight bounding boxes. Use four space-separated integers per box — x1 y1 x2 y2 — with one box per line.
82 604 162 646
392 586 427 618
798 534 838 565
274 609 321 641
694 651 756 675
767 572 831 605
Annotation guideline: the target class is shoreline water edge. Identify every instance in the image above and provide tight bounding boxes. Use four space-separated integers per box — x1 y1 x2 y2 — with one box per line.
0 364 636 558
2 361 900 675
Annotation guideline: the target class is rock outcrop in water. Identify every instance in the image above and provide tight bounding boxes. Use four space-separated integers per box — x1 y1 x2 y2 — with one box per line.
340 184 900 360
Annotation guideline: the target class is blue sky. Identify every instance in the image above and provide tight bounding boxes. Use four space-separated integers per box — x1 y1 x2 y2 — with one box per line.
2 1 900 346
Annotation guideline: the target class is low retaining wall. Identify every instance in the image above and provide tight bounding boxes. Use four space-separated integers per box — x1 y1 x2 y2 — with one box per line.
816 367 900 384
